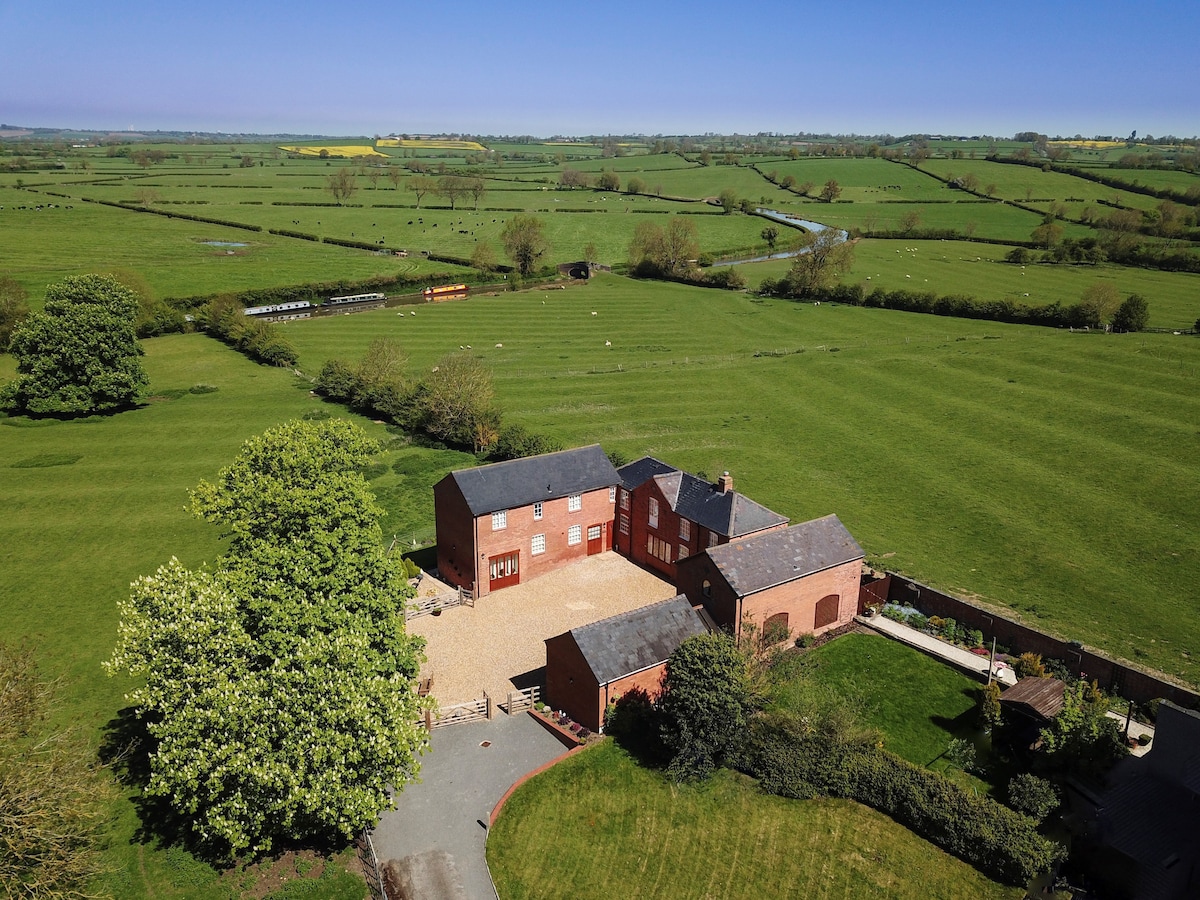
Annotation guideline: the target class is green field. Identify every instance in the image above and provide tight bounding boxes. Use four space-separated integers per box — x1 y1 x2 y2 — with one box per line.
486 741 1021 900
278 274 1200 686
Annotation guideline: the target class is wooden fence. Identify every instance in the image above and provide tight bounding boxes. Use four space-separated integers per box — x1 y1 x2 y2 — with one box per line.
426 693 492 729
406 585 474 620
502 685 540 715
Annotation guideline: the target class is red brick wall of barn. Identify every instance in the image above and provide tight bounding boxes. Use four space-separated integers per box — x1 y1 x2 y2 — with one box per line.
434 478 476 593
545 631 669 732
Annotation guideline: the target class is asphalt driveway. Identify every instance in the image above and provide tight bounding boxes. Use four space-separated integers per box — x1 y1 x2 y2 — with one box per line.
372 713 568 900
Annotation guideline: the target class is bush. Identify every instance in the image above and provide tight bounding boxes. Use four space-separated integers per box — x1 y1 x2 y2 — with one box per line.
966 629 984 648
315 359 358 403
906 613 928 632
1111 293 1149 333
1007 773 1059 820
978 682 1003 729
1013 652 1047 678
881 605 905 623
743 716 1063 885
604 687 666 764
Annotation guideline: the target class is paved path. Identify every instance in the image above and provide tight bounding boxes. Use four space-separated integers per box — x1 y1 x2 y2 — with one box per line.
858 615 1019 685
372 713 568 900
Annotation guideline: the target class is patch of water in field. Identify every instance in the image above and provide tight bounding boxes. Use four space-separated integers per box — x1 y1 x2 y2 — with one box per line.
201 240 248 247
710 209 849 266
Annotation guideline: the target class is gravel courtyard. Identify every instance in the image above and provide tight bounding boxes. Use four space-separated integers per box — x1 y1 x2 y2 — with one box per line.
409 553 678 705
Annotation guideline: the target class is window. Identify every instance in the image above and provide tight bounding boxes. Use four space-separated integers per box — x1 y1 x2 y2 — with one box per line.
588 525 602 542
532 533 546 555
491 510 507 531
678 544 688 562
648 497 659 529
619 489 630 511
533 501 543 521
619 514 630 535
646 534 672 563
702 579 712 599
568 524 582 546
609 486 617 504
679 519 691 541
707 531 719 548
568 493 582 512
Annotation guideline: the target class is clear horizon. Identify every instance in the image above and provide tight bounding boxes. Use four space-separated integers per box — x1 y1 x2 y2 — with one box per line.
2 0 1197 139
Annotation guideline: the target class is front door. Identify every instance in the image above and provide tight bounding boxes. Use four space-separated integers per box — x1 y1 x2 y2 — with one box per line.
587 523 604 555
488 551 519 590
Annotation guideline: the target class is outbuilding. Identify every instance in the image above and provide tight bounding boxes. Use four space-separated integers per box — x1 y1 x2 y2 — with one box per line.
544 595 708 732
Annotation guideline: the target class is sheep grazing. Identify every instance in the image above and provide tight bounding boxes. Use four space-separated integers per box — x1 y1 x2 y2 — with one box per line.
431 366 439 373
460 345 465 350
410 311 416 316
495 343 503 348
605 340 611 347
466 345 472 349
591 311 597 316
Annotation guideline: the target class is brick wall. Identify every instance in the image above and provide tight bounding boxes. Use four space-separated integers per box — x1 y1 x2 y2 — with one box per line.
883 574 1200 710
741 561 862 638
470 486 616 597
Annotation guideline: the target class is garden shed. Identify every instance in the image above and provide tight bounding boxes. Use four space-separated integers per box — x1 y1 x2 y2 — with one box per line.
544 595 708 732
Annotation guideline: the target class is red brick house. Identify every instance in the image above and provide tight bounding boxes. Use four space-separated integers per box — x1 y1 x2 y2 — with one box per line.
544 595 708 732
675 515 864 641
433 445 619 598
614 457 789 582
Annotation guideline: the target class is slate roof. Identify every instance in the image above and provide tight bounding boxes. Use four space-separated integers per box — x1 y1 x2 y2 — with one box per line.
565 595 708 686
446 444 619 517
999 677 1066 721
704 515 864 596
617 457 788 538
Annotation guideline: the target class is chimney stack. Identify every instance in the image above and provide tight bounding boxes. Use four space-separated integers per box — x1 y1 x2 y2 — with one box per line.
717 471 733 494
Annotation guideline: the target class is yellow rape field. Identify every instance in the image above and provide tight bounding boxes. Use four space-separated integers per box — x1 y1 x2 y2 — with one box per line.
1047 139 1135 150
376 138 486 151
278 144 389 157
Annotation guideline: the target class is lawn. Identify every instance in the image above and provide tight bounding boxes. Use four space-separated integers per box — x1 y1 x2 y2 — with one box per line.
0 333 446 897
279 274 1200 687
770 634 990 777
486 740 1022 900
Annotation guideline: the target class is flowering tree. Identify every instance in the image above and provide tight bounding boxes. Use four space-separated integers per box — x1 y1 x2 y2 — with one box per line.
107 420 431 858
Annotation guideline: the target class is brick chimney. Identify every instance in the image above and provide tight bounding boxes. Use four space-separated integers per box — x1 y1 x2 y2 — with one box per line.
717 471 733 494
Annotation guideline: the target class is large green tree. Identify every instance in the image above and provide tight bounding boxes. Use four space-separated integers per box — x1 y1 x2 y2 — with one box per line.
6 274 148 414
106 420 431 858
500 214 550 276
658 632 755 781
628 217 699 277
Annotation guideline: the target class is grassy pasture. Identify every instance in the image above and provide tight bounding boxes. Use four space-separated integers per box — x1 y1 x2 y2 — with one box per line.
486 740 1021 899
0 333 478 897
918 159 1164 213
281 275 1200 686
831 239 1200 329
0 185 460 302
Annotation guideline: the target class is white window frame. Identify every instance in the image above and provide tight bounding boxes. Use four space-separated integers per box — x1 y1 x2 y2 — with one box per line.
491 509 507 531
678 543 688 562
568 524 582 546
619 514 630 535
568 493 582 512
679 519 691 541
609 486 617 503
707 531 719 548
588 524 602 542
648 497 659 529
533 501 543 521
619 488 630 511
532 533 546 555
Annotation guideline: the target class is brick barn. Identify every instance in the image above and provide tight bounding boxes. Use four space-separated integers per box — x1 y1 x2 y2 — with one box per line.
544 595 708 732
614 457 789 581
676 515 864 641
433 444 619 598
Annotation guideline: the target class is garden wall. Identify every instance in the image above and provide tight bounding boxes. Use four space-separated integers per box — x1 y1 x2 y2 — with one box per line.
877 574 1200 711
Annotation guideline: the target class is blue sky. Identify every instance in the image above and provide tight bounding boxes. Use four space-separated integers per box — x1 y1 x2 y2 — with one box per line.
2 0 1196 138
